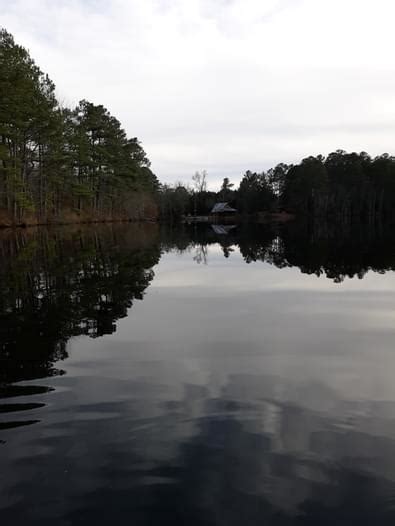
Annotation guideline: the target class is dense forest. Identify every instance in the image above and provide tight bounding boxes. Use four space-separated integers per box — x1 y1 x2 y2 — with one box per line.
164 152 395 223
3 28 395 226
263 152 395 222
0 29 159 226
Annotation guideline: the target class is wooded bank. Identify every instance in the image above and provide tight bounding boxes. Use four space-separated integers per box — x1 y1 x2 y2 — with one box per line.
3 28 395 227
0 29 159 227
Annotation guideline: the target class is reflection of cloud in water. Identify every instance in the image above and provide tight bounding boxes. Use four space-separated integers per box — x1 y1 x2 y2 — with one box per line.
16 354 395 523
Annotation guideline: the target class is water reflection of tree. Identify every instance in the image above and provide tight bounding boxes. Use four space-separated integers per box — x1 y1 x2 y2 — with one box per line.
193 244 208 265
0 224 160 385
178 222 395 283
278 221 395 282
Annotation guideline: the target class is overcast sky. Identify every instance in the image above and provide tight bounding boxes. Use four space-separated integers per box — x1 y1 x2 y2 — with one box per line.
2 0 395 189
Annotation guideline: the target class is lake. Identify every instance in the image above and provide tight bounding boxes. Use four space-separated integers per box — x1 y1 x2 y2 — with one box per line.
2 222 395 524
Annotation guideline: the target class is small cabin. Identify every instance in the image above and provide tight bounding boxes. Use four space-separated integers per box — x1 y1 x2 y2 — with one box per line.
210 202 237 214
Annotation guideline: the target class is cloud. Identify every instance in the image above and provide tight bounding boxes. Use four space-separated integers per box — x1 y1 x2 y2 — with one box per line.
2 0 395 189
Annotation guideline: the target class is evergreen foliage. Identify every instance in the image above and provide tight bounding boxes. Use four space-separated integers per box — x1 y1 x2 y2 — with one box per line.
275 150 395 221
0 29 158 224
3 29 395 224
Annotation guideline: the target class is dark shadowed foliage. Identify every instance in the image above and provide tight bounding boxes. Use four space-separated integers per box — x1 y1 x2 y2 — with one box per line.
0 29 159 225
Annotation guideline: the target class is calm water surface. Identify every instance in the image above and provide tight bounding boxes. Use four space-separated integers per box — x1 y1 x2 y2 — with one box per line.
2 223 395 524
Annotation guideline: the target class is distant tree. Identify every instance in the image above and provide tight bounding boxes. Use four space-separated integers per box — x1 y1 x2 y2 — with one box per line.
237 171 275 214
191 170 207 215
282 156 328 215
157 182 191 221
266 163 290 197
220 177 234 201
192 170 207 193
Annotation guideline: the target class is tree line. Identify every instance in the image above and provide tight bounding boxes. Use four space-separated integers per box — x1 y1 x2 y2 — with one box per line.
0 29 159 225
3 28 395 226
160 152 395 223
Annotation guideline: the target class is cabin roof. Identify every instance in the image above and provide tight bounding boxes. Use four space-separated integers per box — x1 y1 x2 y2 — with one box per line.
211 202 237 213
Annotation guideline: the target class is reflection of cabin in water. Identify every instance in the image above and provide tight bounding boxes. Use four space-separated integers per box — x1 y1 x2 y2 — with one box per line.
211 224 236 235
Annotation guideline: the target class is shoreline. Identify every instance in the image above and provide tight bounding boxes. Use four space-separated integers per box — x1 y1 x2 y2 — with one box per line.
0 216 159 230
